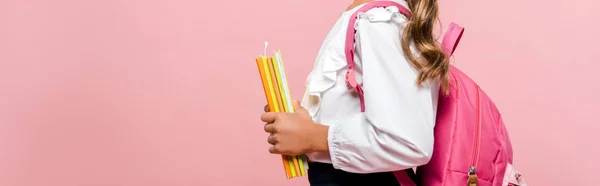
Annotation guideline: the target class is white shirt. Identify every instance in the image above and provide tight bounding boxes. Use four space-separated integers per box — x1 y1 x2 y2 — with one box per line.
300 0 440 174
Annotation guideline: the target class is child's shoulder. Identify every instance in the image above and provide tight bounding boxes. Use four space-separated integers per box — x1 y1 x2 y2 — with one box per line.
343 0 410 24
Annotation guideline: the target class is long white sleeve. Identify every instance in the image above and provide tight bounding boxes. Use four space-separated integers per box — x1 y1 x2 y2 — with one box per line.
326 6 439 173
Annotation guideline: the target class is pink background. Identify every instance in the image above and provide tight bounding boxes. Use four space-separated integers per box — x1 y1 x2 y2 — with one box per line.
1 0 598 185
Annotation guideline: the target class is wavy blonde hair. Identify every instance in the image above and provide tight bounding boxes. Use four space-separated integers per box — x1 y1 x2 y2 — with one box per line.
401 0 450 93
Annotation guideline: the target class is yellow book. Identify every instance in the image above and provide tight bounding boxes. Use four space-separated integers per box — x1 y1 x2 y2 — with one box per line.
256 57 293 179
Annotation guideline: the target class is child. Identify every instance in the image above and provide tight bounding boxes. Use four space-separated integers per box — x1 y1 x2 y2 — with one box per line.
261 0 449 185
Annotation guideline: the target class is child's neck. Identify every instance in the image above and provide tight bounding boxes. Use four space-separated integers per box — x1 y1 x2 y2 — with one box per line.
346 0 373 11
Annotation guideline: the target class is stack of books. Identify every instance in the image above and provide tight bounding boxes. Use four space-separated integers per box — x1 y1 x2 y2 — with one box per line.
255 44 309 179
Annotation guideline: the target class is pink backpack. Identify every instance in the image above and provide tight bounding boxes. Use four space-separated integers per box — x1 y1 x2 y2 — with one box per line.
345 1 527 186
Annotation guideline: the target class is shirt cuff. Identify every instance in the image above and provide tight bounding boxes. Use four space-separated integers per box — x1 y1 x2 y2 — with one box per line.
328 118 343 170
327 113 362 171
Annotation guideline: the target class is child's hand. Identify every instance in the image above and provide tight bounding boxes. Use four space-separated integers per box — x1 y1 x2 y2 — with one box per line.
261 101 328 155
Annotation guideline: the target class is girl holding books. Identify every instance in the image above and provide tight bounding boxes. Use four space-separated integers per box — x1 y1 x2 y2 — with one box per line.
261 0 448 185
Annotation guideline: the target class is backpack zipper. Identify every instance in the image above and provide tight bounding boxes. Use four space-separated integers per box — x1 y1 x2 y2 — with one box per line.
468 87 482 186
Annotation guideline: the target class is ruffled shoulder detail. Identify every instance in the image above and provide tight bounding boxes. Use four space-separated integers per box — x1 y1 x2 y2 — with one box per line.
308 51 346 96
354 3 410 27
302 1 410 118
305 47 347 117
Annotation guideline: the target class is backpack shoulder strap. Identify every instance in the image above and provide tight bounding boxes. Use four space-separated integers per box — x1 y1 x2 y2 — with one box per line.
344 1 411 112
441 22 464 56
